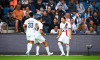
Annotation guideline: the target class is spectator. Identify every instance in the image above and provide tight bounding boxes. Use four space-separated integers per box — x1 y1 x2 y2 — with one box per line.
75 0 85 14
7 5 14 25
25 0 36 12
12 4 24 32
57 5 65 23
48 0 55 9
47 6 52 20
51 8 56 23
42 10 51 33
54 11 59 22
10 0 17 8
0 19 4 33
17 0 25 10
65 13 70 22
0 5 4 20
22 0 28 5
92 11 100 26
67 0 77 14
23 6 32 16
76 23 87 34
35 0 45 14
70 18 77 34
50 17 59 30
87 20 97 31
77 18 88 31
86 26 97 34
50 25 59 34
85 7 92 24
55 0 68 12
8 5 14 18
73 13 81 25
89 1 98 13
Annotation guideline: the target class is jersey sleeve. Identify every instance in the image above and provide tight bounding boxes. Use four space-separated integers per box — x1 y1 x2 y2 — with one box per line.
39 23 43 30
68 22 71 29
60 23 62 29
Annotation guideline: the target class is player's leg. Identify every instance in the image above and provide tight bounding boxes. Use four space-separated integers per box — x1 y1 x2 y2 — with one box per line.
43 41 53 55
15 19 19 32
66 45 70 56
36 43 40 56
58 42 65 56
26 41 33 56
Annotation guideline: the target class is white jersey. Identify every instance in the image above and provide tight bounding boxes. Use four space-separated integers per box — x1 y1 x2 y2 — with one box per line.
35 21 43 35
24 18 37 36
0 22 3 32
60 22 71 37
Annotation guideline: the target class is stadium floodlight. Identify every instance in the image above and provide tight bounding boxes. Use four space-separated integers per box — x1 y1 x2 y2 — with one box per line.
86 44 93 56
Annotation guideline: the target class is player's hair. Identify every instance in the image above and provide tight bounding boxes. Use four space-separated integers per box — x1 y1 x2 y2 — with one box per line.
29 12 34 17
61 16 66 20
37 17 42 20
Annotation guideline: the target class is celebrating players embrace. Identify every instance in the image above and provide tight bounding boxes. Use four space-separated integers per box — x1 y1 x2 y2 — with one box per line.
23 12 72 56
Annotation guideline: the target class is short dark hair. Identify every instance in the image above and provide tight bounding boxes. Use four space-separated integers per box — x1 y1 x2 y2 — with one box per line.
37 17 42 20
29 12 34 17
61 16 66 19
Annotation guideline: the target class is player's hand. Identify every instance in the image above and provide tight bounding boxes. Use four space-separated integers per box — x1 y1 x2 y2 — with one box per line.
44 33 46 36
57 36 60 39
24 30 26 33
69 37 71 40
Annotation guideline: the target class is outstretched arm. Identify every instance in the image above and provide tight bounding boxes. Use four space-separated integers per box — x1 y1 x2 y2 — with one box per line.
40 29 46 36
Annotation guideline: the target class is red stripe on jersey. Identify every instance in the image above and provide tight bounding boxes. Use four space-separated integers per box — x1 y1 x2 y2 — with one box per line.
30 41 34 42
63 43 69 45
60 28 62 29
66 30 68 36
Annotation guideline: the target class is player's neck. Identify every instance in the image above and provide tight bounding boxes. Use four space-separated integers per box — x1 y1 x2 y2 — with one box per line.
62 21 66 24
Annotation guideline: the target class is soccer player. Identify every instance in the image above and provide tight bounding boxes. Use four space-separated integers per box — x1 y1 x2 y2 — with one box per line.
35 17 53 56
23 12 37 56
57 17 72 56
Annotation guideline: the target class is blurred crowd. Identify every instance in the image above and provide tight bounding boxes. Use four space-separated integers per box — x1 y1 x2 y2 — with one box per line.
0 0 100 34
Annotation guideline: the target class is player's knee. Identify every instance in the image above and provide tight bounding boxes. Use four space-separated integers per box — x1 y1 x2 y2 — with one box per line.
16 20 19 23
37 43 40 46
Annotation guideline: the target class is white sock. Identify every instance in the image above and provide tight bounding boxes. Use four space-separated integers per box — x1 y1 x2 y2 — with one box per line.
45 47 50 54
26 43 32 53
58 42 65 54
66 45 70 56
36 46 40 55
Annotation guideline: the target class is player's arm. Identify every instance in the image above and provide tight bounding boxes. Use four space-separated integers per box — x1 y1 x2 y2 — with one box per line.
23 24 26 33
40 29 46 36
57 28 62 39
1 25 4 33
69 28 72 40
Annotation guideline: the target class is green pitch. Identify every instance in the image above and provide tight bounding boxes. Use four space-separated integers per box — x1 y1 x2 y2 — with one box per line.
0 55 100 60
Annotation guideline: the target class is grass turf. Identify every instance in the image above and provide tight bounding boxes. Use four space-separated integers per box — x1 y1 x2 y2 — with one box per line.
0 55 100 60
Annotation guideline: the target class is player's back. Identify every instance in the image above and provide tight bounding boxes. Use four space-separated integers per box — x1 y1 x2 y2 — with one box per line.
24 18 37 35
